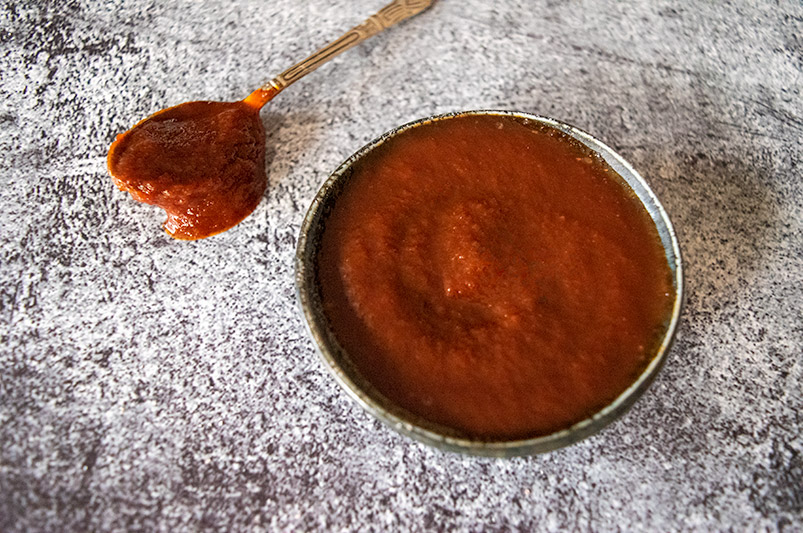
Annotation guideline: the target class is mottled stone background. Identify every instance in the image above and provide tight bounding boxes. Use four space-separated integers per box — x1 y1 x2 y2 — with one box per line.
1 0 801 531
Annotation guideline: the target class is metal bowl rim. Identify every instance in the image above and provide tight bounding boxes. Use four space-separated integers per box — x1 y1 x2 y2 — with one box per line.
295 109 684 457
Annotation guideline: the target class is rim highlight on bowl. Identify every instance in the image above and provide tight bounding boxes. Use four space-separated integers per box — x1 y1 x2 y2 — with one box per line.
295 110 684 457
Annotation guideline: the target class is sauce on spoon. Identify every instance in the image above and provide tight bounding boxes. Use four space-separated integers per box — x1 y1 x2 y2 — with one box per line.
107 97 270 240
107 0 433 240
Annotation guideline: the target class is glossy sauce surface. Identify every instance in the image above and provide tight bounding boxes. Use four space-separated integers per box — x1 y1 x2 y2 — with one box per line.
108 100 266 240
318 115 674 440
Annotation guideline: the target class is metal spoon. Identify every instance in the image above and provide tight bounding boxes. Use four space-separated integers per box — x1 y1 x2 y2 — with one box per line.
108 0 435 240
245 0 435 109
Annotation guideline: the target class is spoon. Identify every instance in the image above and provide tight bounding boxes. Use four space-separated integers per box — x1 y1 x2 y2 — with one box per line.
107 0 435 240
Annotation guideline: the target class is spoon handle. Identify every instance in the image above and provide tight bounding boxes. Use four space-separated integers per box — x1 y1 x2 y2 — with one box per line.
245 0 434 108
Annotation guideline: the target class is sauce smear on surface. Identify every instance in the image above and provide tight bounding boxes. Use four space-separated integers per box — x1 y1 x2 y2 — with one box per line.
318 114 674 440
107 100 266 240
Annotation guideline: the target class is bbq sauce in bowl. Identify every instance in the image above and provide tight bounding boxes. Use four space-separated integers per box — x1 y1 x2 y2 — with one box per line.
299 111 681 453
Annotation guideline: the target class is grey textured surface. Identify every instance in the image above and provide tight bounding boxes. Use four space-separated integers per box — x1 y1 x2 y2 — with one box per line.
1 0 801 531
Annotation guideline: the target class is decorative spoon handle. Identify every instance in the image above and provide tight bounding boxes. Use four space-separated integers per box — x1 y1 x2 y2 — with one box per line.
245 0 434 107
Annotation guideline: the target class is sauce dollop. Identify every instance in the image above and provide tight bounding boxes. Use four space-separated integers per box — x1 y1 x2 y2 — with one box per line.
107 100 266 240
318 114 674 440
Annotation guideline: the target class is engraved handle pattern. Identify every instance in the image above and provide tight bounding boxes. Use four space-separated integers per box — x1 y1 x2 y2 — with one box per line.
262 0 434 93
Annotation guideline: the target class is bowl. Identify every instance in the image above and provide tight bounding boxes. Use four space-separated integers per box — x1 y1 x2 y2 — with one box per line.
295 110 683 456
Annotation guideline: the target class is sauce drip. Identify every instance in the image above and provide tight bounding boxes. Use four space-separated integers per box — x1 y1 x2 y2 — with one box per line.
318 115 675 440
107 99 268 240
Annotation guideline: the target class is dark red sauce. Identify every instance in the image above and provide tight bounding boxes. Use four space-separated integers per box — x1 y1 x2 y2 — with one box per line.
318 114 674 440
107 100 266 240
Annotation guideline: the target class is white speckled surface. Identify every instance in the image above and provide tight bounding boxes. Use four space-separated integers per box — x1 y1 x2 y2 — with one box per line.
1 0 801 531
